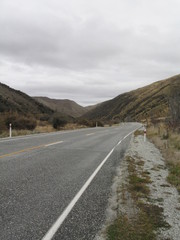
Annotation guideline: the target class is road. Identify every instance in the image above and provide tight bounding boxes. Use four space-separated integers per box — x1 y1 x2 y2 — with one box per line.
0 123 140 240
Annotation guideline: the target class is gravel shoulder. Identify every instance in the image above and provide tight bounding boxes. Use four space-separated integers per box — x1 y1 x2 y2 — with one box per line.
95 133 180 240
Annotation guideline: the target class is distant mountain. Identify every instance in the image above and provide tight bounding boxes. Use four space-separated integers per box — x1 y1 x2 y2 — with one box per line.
83 74 180 122
0 82 53 115
33 97 97 118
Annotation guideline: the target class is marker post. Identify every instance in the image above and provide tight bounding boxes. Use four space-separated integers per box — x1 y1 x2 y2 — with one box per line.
144 127 146 142
9 123 12 138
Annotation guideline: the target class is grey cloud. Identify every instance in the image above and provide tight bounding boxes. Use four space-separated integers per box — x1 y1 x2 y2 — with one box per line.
27 83 126 105
0 0 180 105
0 9 125 70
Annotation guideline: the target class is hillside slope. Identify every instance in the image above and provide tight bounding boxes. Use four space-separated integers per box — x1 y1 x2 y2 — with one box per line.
84 74 180 122
34 97 93 117
0 83 53 115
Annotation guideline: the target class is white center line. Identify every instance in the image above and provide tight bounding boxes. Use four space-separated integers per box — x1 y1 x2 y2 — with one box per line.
45 141 64 147
41 126 141 240
86 133 95 136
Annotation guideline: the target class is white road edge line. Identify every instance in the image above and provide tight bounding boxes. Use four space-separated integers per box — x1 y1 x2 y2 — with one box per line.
45 141 64 147
41 126 140 240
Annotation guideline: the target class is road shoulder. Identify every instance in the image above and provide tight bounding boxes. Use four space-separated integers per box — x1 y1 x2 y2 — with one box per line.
95 131 180 240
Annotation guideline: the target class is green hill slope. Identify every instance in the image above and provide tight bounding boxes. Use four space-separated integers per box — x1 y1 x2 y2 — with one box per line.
84 74 180 122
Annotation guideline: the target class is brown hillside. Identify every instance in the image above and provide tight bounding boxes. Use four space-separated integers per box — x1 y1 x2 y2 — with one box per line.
34 97 95 118
0 83 53 115
83 74 180 122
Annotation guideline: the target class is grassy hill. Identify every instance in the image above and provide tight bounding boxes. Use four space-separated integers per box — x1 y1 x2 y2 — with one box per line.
83 74 180 123
33 97 95 117
0 83 53 115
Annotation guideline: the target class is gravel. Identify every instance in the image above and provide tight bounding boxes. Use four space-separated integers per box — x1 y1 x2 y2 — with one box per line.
95 134 180 240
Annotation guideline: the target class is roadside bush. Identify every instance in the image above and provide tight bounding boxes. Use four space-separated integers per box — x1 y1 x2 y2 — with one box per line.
77 119 104 127
52 117 67 129
0 116 7 133
5 115 37 130
77 119 91 127
39 114 50 121
96 120 104 127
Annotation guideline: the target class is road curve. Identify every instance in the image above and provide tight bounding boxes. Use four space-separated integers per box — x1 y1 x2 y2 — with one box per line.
0 123 141 240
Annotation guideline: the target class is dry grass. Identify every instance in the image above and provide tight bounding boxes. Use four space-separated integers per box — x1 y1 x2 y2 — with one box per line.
126 156 151 200
107 212 156 240
170 133 180 150
35 124 55 133
147 123 180 193
134 129 144 137
0 124 56 138
107 152 169 240
62 123 87 130
0 123 87 138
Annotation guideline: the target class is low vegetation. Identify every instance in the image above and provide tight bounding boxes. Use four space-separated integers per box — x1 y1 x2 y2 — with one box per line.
52 116 68 129
147 121 180 193
0 111 104 138
77 118 104 127
107 151 169 240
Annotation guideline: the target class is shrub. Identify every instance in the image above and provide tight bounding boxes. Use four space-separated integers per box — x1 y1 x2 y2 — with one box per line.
39 114 50 121
0 116 7 133
77 119 104 127
96 120 104 127
5 114 37 130
52 117 67 129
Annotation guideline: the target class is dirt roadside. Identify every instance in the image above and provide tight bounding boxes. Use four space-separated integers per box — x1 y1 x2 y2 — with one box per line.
95 132 180 240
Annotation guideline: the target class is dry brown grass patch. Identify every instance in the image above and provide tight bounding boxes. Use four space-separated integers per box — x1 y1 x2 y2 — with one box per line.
147 123 180 193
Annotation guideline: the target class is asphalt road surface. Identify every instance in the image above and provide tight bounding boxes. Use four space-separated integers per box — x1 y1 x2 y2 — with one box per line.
0 123 141 240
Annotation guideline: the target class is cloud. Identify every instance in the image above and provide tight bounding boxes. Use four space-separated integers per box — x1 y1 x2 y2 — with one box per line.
0 0 180 105
0 11 124 70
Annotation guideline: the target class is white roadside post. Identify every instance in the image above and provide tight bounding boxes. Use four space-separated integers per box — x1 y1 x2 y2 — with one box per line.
144 127 146 142
9 123 12 138
96 122 98 127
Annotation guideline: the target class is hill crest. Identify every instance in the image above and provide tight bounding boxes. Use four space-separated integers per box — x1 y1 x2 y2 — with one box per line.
33 97 96 118
83 74 180 123
0 82 53 115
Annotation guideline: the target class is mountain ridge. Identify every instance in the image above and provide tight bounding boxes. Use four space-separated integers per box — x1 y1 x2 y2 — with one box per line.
33 97 97 118
83 74 180 123
0 82 53 115
1 74 179 125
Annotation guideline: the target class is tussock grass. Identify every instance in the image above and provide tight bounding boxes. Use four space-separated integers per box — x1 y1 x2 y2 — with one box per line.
0 124 55 138
170 134 180 150
134 129 144 137
107 203 169 240
167 164 180 193
107 212 156 240
127 156 151 200
147 123 180 193
0 123 87 138
107 153 169 240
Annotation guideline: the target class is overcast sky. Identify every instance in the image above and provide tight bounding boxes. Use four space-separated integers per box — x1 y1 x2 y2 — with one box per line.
0 0 179 105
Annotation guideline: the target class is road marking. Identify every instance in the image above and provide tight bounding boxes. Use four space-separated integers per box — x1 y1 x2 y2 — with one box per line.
45 141 64 147
86 133 95 136
41 126 141 240
0 141 64 159
0 127 100 143
0 145 44 159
